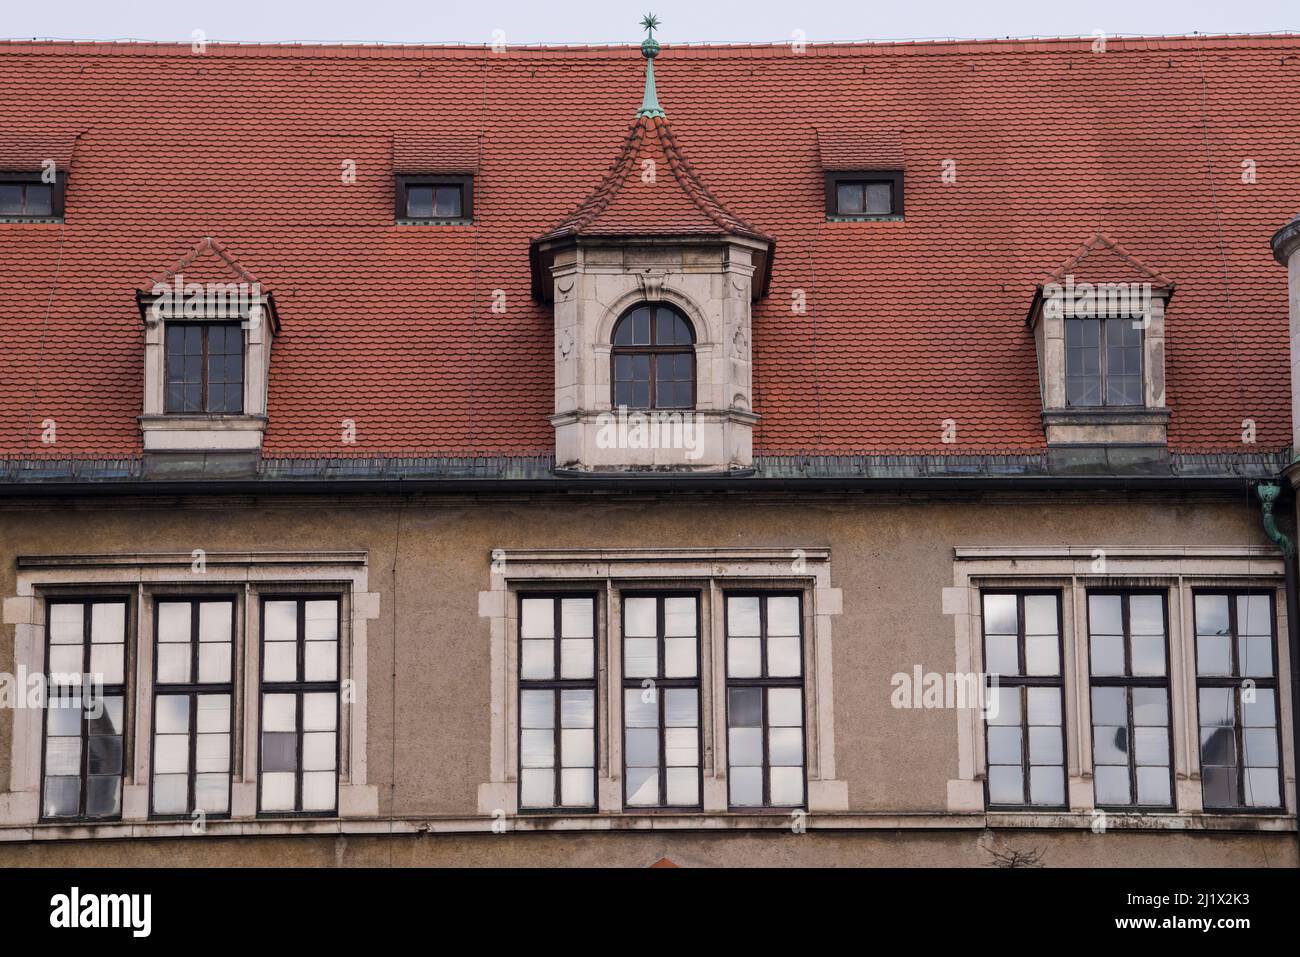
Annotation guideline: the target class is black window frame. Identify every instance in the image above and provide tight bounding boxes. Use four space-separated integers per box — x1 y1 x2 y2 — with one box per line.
395 174 473 224
609 302 697 411
256 595 342 818
824 169 903 219
39 595 131 823
723 590 808 811
164 321 245 415
1085 589 1175 812
1064 315 1145 409
981 589 1069 811
619 590 704 812
516 591 600 814
0 170 67 221
149 595 237 821
1192 589 1284 813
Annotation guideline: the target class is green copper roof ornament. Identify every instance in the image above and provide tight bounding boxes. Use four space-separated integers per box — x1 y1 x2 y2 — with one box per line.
637 13 666 119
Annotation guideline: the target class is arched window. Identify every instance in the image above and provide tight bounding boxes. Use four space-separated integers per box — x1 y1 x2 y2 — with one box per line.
611 303 695 409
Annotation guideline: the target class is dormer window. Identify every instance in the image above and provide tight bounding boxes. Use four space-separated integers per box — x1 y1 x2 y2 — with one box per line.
824 171 903 219
0 173 65 221
396 175 472 223
611 304 695 409
1065 317 1143 407
165 323 245 414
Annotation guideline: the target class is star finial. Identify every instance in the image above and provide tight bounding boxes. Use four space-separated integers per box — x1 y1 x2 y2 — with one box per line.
640 13 661 40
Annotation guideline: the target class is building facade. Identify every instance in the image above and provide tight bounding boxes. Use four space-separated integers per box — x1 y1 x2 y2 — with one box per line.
0 32 1297 866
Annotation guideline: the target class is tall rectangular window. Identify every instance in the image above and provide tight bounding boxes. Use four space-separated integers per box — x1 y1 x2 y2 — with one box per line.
981 591 1066 807
1194 592 1282 809
725 593 805 808
1065 317 1142 407
151 599 234 818
518 594 597 810
621 593 701 809
259 598 340 815
42 599 128 821
165 323 244 414
1087 592 1173 808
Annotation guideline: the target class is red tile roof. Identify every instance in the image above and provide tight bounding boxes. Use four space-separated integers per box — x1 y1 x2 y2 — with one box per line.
0 35 1296 459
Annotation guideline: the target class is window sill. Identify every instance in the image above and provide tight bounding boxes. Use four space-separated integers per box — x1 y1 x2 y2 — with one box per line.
395 218 475 226
139 413 267 452
1042 407 1169 448
826 214 904 223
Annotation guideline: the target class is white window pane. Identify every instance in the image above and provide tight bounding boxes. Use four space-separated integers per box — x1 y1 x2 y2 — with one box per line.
304 601 337 641
727 596 760 636
155 694 189 734
263 693 297 732
44 736 81 774
987 727 1021 764
1131 635 1166 676
1243 728 1279 767
48 645 83 678
986 686 1020 726
987 765 1023 804
770 766 804 806
197 694 230 733
729 766 762 806
304 641 336 682
663 597 696 636
728 727 762 766
1029 726 1062 765
1129 596 1165 635
624 638 656 678
301 771 336 811
666 728 699 768
196 732 231 773
766 596 800 636
89 644 124 685
1136 767 1171 806
985 634 1018 675
261 771 295 811
666 768 698 806
152 773 188 814
624 690 657 728
520 598 553 640
1023 595 1058 635
198 643 231 683
623 597 656 637
155 734 189 774
560 598 593 638
982 595 1017 635
1134 727 1169 766
560 768 594 806
264 601 297 642
560 690 593 728
262 641 297 682
303 731 336 771
1088 594 1123 635
1239 635 1273 678
520 689 554 729
1024 634 1059 676
626 767 658 806
49 604 84 644
156 644 190 684
559 639 593 679
198 602 232 642
520 769 554 808
521 639 554 680
1027 687 1061 726
195 773 229 814
91 603 126 643
767 688 803 728
665 689 697 728
46 697 81 736
560 728 593 769
727 636 760 678
1244 768 1281 807
157 602 191 643
1237 595 1272 637
1095 765 1130 805
1029 765 1064 805
520 729 554 768
767 635 801 677
303 692 336 731
663 636 696 678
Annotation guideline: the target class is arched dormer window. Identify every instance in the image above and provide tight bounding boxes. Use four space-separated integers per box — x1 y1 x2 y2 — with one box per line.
611 303 695 409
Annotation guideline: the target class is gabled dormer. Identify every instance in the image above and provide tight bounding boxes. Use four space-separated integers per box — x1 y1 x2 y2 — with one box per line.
135 237 279 456
530 27 772 472
1027 233 1174 451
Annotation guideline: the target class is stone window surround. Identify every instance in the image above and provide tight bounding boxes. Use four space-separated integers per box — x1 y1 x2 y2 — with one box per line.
1030 293 1169 447
945 546 1296 828
477 548 848 820
0 551 380 837
138 297 277 453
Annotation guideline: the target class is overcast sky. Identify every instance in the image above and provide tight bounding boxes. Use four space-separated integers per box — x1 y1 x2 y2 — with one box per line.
3 0 1295 45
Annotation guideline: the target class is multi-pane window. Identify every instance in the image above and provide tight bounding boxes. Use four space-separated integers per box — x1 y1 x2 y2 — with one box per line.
1194 592 1282 809
151 599 234 818
42 599 128 821
165 323 244 414
259 598 340 815
982 592 1066 807
621 593 701 809
397 176 472 222
0 180 54 217
725 593 805 808
825 171 903 218
1087 592 1173 808
518 594 597 810
1065 317 1142 407
611 304 695 410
